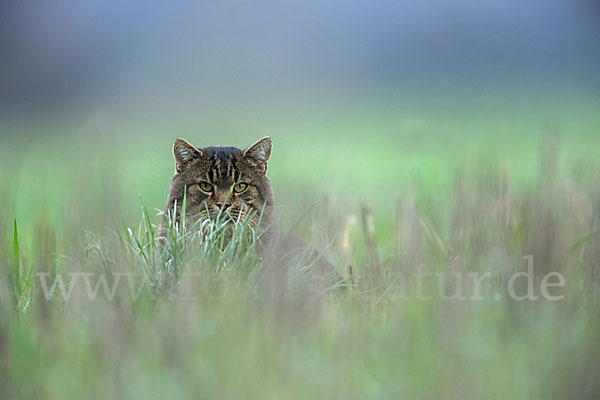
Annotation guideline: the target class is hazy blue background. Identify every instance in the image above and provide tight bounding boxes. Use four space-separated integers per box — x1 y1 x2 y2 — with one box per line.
1 0 599 121
2 5 600 399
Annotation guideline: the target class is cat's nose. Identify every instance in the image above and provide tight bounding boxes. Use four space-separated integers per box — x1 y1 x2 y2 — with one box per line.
215 201 231 210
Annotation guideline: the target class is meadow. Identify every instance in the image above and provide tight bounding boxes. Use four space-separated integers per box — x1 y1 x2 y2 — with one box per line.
1 95 600 399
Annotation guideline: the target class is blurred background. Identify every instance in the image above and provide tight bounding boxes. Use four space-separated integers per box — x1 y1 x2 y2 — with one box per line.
3 3 600 399
1 0 600 116
1 0 600 232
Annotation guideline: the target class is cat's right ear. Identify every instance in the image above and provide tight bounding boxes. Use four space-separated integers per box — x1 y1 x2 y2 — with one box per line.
243 137 272 172
173 138 202 172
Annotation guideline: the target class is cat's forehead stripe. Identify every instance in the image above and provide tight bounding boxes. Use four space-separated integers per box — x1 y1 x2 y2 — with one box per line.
211 158 218 181
205 151 239 182
187 146 255 183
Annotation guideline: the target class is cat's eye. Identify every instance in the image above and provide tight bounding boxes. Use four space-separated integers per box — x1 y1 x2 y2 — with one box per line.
233 182 248 193
199 182 213 192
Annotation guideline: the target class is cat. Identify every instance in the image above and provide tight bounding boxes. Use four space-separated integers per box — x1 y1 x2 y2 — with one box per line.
158 137 276 246
158 137 340 296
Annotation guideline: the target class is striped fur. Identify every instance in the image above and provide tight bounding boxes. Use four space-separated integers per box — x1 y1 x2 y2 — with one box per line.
158 137 275 245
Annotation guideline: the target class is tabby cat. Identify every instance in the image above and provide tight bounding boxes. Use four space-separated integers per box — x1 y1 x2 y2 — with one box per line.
158 137 276 245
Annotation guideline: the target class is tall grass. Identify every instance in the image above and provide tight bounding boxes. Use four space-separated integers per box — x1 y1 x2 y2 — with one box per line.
9 220 35 314
119 196 264 302
1 127 599 399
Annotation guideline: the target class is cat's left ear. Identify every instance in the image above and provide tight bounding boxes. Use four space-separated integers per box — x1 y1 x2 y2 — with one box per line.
243 137 272 172
173 138 202 172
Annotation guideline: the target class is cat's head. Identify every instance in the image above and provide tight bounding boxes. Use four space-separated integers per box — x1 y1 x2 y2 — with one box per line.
167 137 275 236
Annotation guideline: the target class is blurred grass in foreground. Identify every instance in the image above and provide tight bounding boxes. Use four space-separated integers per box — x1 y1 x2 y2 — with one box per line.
1 102 600 399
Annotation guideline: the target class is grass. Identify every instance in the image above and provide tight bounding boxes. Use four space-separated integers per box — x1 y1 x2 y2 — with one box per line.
1 102 600 399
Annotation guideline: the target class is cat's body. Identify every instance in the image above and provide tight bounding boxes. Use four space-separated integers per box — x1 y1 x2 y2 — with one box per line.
158 137 339 294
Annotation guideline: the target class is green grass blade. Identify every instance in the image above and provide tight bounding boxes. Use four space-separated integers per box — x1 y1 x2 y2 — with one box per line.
181 187 187 234
139 194 155 248
13 219 21 294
